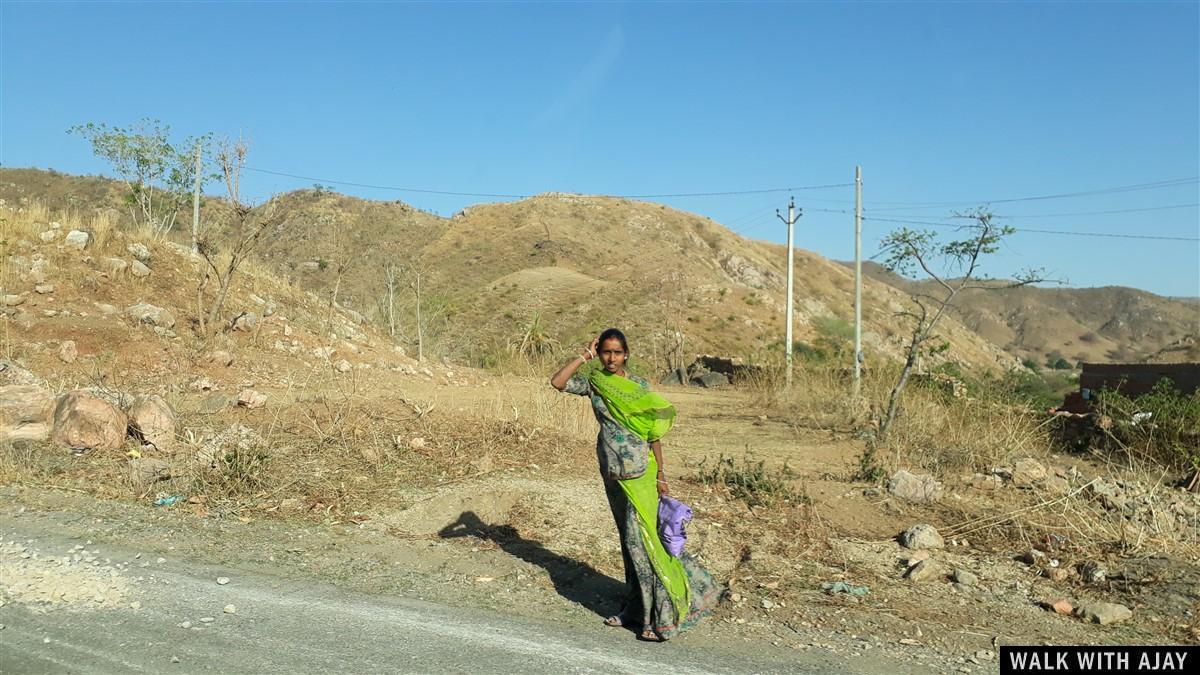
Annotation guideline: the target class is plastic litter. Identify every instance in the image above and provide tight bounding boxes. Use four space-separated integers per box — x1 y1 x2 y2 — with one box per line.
154 495 182 507
822 581 870 596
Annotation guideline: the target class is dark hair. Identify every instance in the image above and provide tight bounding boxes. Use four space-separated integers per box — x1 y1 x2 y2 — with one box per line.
597 327 629 354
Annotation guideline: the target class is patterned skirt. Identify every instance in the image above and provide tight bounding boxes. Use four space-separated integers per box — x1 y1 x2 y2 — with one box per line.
603 478 724 639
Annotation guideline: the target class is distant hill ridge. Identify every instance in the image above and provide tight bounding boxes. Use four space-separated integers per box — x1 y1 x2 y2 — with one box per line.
6 167 1188 370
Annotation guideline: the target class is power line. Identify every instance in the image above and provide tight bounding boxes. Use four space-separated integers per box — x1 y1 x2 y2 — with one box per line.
246 166 852 200
862 176 1199 211
860 215 1200 242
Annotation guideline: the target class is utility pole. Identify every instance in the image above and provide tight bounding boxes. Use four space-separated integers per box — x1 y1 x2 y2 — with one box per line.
776 197 801 388
191 140 202 255
853 166 863 399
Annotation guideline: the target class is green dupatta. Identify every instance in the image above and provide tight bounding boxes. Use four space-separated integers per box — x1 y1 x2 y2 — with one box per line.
588 370 690 624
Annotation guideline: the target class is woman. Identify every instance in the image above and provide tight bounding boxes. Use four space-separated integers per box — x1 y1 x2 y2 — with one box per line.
550 328 722 641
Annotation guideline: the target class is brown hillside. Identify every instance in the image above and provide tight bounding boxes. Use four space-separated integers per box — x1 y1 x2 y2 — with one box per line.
848 260 1200 366
1 168 1015 374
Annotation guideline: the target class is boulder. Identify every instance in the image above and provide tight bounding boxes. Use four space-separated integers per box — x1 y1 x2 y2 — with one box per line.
0 384 54 442
237 389 267 409
126 303 175 329
231 312 259 332
124 302 175 329
51 390 128 452
126 457 171 486
899 523 945 550
64 230 90 249
100 257 128 276
1075 602 1132 626
127 395 177 451
952 568 978 586
58 340 78 364
127 243 151 262
1012 457 1048 487
888 469 943 503
691 371 730 388
903 560 944 583
130 261 151 278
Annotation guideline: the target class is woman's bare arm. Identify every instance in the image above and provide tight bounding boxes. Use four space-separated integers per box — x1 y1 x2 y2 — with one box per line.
549 336 600 390
651 440 669 496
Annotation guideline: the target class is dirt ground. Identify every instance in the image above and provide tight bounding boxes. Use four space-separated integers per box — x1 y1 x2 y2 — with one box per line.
3 222 1197 666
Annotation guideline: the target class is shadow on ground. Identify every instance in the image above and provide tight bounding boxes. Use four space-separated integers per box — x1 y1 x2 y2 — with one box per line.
439 511 624 620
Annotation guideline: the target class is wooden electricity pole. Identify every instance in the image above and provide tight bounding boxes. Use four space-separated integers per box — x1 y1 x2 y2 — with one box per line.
777 197 801 387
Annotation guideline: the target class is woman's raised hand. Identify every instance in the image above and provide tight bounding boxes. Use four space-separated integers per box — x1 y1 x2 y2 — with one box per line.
583 336 600 361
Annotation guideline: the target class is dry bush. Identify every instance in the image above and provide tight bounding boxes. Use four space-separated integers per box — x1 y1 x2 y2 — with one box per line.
745 360 1055 476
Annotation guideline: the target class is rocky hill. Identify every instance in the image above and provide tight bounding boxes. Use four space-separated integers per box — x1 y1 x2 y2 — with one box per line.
845 261 1200 366
0 168 1023 374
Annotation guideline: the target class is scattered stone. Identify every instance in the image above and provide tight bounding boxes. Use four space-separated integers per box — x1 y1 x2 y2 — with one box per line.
899 523 945 550
178 621 192 629
237 389 267 409
905 550 930 566
0 381 55 443
171 656 180 664
231 312 259 332
94 302 118 315
216 577 230 585
1012 458 1048 487
40 230 58 243
888 470 943 503
904 560 945 583
34 283 55 294
125 303 176 329
1043 567 1070 582
334 359 352 373
199 617 215 624
408 437 427 451
760 598 776 609
130 601 142 610
195 393 232 414
64 230 90 249
1075 601 1132 626
191 377 217 392
207 351 235 367
2 294 24 307
1042 475 1071 495
127 395 177 451
1047 598 1074 615
51 390 128 452
126 457 171 486
953 568 978 586
1017 549 1047 566
223 604 236 614
130 261 151 278
127 243 151 262
1077 560 1106 584
56 340 77 364
100 257 128 276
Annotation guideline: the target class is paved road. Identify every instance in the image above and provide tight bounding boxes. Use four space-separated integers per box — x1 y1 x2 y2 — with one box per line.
1 526 853 674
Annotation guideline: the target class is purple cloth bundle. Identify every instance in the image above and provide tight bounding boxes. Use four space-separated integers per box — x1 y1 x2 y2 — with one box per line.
657 495 693 557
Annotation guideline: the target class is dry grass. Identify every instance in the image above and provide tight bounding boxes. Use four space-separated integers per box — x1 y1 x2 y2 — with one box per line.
745 360 1055 475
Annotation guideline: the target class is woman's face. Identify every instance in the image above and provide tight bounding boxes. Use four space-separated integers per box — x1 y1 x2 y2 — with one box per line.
598 337 627 373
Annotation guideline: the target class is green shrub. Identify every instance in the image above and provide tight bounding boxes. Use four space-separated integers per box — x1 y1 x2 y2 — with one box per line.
1095 379 1200 471
694 454 804 507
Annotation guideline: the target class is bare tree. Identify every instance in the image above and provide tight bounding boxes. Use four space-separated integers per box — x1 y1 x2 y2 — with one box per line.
195 137 278 336
876 209 1047 438
384 263 399 338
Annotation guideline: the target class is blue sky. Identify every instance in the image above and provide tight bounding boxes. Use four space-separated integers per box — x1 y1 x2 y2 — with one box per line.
3 1 1198 297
